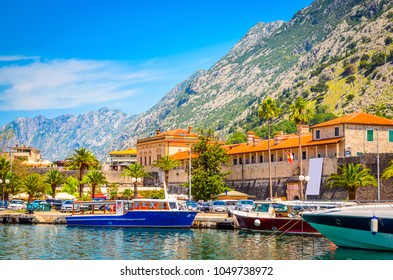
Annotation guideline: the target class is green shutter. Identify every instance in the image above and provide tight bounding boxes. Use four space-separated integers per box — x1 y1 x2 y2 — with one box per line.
389 130 393 142
367 130 374 141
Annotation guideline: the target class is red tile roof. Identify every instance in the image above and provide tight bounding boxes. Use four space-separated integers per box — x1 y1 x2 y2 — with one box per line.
311 112 393 128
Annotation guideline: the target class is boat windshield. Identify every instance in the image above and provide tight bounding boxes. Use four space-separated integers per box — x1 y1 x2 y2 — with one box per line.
169 202 178 210
252 203 270 212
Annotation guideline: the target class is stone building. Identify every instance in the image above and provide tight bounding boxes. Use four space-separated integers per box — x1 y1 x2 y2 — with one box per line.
136 126 199 186
169 112 393 200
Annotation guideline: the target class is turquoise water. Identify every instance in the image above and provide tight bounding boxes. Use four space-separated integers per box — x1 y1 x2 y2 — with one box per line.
0 224 393 260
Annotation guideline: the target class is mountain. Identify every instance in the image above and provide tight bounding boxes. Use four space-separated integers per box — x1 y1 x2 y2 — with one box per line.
3 108 135 161
1 0 393 161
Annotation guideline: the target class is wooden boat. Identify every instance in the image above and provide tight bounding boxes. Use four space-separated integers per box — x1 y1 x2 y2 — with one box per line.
232 200 320 235
302 203 393 251
65 199 198 228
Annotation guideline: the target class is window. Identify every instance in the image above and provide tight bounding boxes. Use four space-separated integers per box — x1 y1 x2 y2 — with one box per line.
251 156 255 164
148 156 151 165
233 158 237 165
245 159 250 164
271 154 274 162
239 158 243 165
259 155 263 163
334 127 339 137
302 151 307 160
389 130 393 142
315 130 320 139
367 130 374 141
317 154 321 158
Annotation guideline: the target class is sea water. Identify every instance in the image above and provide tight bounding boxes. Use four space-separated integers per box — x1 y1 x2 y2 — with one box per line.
0 224 392 260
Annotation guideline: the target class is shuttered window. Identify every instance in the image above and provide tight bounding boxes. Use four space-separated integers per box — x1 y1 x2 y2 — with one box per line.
389 130 393 142
367 130 374 142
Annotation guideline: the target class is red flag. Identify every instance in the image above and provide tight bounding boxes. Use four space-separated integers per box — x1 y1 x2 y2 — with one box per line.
285 151 294 164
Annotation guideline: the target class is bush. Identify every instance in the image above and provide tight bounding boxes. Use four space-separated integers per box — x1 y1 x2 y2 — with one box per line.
310 82 329 93
385 36 393 45
346 76 356 84
341 64 357 78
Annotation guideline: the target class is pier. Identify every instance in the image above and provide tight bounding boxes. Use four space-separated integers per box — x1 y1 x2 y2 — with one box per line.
0 211 239 229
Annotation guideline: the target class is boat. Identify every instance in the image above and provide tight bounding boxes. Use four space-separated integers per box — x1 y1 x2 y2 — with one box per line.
65 199 198 228
302 203 393 251
232 200 320 235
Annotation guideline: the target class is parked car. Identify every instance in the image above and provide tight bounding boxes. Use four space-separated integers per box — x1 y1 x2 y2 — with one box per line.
186 200 199 211
31 200 46 210
210 200 227 212
7 200 27 211
235 200 254 212
223 200 237 211
60 200 78 212
198 201 212 212
46 198 63 210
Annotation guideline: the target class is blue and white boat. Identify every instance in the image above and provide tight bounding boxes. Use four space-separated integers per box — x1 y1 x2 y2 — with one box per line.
302 203 393 251
65 199 198 228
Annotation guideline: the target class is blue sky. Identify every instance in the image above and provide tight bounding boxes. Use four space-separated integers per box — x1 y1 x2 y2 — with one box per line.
0 0 313 127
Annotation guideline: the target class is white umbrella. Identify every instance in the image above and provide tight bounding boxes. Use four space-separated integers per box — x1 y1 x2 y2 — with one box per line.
55 192 76 200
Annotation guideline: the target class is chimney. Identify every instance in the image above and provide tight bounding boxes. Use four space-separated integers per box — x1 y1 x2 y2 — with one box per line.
254 136 260 145
274 131 286 145
247 131 255 145
156 129 161 135
188 126 193 133
299 125 309 135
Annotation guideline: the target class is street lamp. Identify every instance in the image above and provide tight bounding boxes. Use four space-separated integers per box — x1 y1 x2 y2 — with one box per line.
0 178 10 208
298 175 310 200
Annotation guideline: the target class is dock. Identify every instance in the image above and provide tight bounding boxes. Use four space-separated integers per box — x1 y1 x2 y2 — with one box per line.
0 211 239 229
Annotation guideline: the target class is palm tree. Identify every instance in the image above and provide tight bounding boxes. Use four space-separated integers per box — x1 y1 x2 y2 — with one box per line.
258 97 280 200
326 163 377 200
65 148 99 198
289 97 314 199
43 169 66 198
152 155 180 190
21 173 42 202
122 188 133 199
0 156 10 179
121 163 149 199
82 170 108 199
1 171 20 200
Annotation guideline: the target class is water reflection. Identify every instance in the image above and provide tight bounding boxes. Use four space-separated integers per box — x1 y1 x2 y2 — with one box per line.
0 224 391 260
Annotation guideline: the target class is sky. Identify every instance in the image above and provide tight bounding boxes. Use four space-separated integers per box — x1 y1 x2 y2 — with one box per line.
0 0 313 127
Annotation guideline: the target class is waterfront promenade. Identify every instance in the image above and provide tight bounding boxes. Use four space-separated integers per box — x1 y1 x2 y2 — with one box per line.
0 211 238 229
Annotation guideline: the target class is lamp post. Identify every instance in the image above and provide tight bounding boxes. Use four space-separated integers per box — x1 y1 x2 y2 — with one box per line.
298 175 310 200
0 178 10 208
131 177 142 199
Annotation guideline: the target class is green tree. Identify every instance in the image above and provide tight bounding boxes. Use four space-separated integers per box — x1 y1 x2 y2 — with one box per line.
121 163 149 199
152 155 180 190
258 97 280 200
289 97 314 200
106 183 119 199
60 176 79 196
21 173 43 202
226 131 247 144
191 128 229 201
1 171 20 200
82 170 108 199
65 148 99 198
43 169 66 198
326 163 377 200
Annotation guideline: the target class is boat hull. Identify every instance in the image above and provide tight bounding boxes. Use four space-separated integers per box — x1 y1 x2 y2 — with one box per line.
302 206 393 251
66 210 198 228
234 212 319 235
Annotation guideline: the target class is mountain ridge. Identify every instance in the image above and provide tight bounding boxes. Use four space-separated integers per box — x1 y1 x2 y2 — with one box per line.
1 0 392 161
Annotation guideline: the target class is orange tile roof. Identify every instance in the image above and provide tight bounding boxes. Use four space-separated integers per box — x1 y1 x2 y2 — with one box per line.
158 128 199 137
170 150 197 160
311 112 393 128
109 148 137 155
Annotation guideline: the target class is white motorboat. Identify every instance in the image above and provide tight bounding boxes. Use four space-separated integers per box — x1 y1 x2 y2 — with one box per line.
302 203 393 251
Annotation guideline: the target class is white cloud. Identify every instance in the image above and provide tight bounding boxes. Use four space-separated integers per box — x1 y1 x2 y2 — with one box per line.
0 58 161 111
0 55 40 62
